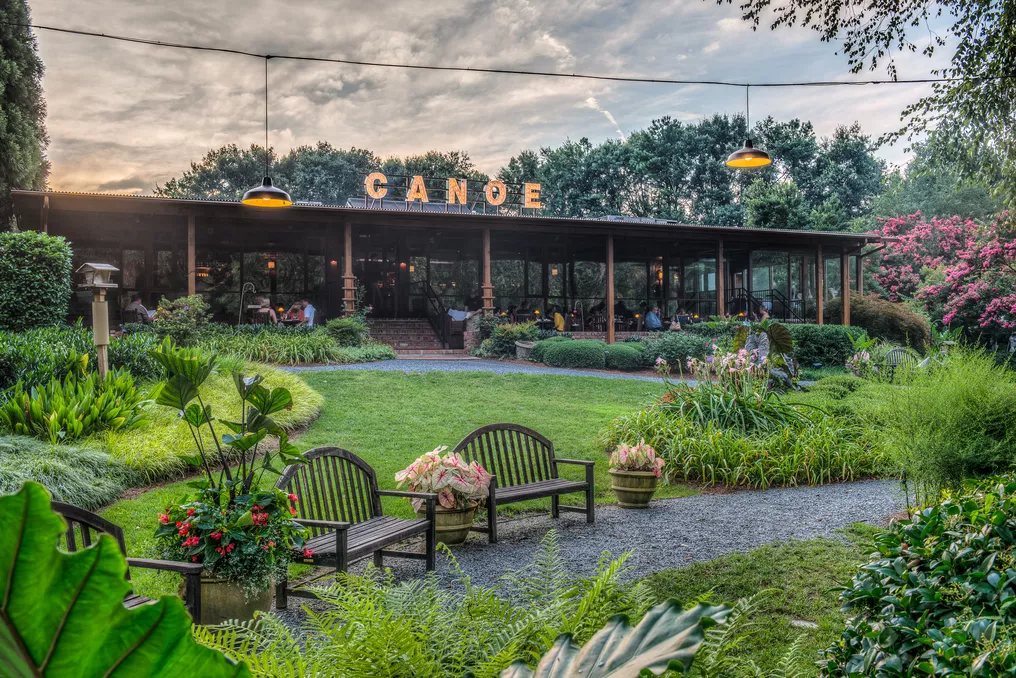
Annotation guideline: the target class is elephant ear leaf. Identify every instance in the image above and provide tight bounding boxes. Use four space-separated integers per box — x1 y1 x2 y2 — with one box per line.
765 322 793 355
499 600 729 677
0 482 249 678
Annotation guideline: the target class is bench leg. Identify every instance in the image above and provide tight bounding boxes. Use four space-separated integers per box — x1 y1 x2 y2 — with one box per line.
426 497 437 570
585 464 595 524
373 550 383 569
488 502 498 544
275 579 288 610
551 495 560 518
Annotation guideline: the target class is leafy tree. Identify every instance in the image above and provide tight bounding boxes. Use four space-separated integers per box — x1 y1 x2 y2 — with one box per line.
715 0 1016 211
155 144 268 201
812 123 884 220
273 142 379 204
1 3 49 226
811 195 849 231
744 178 811 230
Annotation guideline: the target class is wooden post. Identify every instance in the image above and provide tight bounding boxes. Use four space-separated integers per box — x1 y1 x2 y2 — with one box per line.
606 235 615 344
40 195 49 234
92 288 109 379
716 239 725 318
816 245 824 325
482 228 493 314
187 215 196 296
840 248 851 326
343 221 356 314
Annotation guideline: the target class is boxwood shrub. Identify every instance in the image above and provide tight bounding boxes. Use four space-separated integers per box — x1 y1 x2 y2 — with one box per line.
821 477 1016 676
638 332 710 367
542 339 606 369
787 324 866 367
530 336 572 363
491 321 539 357
326 318 367 347
604 343 644 371
0 230 72 331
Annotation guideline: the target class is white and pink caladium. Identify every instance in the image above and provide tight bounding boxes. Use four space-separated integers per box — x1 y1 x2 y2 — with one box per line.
609 440 665 478
395 446 493 511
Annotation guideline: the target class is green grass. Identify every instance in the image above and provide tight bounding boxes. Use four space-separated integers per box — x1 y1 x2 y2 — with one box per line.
641 523 881 675
799 365 848 381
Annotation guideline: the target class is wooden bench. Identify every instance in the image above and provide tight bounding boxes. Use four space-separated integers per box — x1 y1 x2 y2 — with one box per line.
53 502 203 621
880 347 919 380
274 447 437 609
451 423 595 543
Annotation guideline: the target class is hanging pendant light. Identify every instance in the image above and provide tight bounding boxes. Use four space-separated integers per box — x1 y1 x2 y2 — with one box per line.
243 57 292 207
726 85 772 168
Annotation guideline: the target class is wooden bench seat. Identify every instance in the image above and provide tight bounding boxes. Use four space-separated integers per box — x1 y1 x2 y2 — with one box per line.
275 447 436 609
451 423 595 543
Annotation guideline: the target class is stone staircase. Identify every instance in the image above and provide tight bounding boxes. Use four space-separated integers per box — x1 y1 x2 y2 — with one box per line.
368 318 471 358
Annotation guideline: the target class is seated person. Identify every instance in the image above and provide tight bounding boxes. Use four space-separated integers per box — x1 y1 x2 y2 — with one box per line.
302 301 316 326
644 305 664 332
283 302 305 323
123 294 154 322
257 298 278 324
551 305 565 332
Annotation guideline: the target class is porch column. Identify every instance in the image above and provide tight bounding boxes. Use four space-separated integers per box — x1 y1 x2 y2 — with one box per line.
716 238 725 318
40 195 49 234
815 245 824 325
343 221 356 314
482 228 494 314
606 234 615 344
840 248 851 326
187 214 196 296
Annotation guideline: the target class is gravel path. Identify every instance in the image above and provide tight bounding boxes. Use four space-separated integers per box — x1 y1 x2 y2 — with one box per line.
284 358 666 382
274 479 901 622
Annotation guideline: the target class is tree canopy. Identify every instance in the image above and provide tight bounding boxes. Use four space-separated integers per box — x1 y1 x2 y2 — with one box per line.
0 3 48 226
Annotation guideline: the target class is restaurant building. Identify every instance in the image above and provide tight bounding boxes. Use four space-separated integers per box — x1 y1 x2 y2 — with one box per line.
11 182 885 347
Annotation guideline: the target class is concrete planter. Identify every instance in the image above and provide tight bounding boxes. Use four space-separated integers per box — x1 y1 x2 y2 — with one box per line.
418 505 476 545
197 573 273 625
515 340 536 360
609 469 659 509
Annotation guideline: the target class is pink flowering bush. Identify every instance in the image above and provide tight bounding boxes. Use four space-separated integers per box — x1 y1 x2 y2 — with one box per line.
395 446 492 512
609 440 665 477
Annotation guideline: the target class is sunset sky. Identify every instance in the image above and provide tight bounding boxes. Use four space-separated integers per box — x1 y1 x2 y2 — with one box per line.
28 0 950 194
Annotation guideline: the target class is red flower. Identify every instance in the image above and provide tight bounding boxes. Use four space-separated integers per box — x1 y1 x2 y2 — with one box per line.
191 556 199 562
288 494 298 503
175 521 183 528
210 531 222 540
289 507 298 516
186 508 195 516
302 548 314 558
226 543 236 553
267 540 275 547
158 514 170 525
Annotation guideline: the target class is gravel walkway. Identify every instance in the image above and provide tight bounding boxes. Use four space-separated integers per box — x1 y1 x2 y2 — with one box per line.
284 358 666 382
274 479 901 623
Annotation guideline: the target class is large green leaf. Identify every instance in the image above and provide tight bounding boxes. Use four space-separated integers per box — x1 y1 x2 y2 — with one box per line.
765 322 794 355
0 482 249 678
500 600 729 678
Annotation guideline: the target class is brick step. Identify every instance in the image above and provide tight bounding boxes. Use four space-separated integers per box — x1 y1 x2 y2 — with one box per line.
397 349 471 356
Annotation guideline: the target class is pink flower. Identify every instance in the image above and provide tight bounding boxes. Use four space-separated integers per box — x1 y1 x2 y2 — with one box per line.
302 548 314 558
287 493 298 503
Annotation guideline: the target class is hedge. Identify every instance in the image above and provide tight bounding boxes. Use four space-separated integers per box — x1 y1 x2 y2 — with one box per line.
787 324 866 367
0 230 72 331
530 336 572 363
638 332 710 367
491 322 539 357
542 340 606 369
604 343 643 371
827 294 930 350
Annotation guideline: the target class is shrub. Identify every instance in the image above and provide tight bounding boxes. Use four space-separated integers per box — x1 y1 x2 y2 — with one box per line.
827 294 931 350
820 477 1016 676
0 230 72 331
786 324 866 367
0 364 148 444
530 336 572 362
804 374 867 400
604 343 643 371
107 331 162 381
490 321 539 357
152 294 211 346
638 332 710 367
542 339 606 369
0 436 141 510
325 317 367 347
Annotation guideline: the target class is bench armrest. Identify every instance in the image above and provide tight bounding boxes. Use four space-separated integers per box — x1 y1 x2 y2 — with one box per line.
126 558 204 575
377 490 438 501
294 518 350 531
555 458 595 467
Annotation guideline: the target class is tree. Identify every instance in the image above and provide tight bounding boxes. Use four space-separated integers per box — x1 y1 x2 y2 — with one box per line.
273 143 379 205
155 144 267 201
1 3 49 226
716 0 1016 211
744 178 811 230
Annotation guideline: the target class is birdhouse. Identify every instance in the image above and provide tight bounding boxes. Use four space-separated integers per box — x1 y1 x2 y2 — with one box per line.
76 262 120 289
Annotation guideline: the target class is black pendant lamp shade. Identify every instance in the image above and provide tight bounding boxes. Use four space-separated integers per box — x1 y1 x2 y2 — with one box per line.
726 85 772 169
243 58 292 207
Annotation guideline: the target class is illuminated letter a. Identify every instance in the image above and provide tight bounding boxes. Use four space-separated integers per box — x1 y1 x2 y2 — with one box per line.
407 175 429 202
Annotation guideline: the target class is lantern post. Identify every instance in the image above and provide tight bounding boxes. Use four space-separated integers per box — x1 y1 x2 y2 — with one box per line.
76 263 120 379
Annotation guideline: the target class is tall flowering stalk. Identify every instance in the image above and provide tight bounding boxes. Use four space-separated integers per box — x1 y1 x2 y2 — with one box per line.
395 446 492 512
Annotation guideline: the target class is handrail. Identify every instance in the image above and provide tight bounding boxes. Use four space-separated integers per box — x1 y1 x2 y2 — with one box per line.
410 281 448 348
728 287 806 323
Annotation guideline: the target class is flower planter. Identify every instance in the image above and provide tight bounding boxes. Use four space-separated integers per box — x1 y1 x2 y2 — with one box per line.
418 505 476 545
609 469 659 509
515 340 536 360
197 573 273 625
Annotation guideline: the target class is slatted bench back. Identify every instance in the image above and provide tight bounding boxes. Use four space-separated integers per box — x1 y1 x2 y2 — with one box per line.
885 347 917 368
451 423 557 488
277 447 382 536
52 501 128 556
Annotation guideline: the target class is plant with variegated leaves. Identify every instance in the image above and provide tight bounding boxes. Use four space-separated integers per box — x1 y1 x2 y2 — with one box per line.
395 446 492 511
609 440 665 478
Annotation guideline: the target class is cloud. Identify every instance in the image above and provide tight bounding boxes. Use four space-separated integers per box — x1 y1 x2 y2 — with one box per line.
584 97 625 139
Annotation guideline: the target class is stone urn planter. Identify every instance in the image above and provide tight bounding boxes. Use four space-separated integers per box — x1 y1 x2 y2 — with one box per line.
609 469 659 509
419 505 476 545
515 340 536 360
196 574 273 625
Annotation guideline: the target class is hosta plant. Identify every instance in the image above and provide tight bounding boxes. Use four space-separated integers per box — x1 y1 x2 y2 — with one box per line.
148 338 309 597
395 445 492 511
609 440 665 477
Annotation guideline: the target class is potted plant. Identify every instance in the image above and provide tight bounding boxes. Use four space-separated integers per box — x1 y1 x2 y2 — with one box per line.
149 339 309 624
395 446 492 545
608 441 665 508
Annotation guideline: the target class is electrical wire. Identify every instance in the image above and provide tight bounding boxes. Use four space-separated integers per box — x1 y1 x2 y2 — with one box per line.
4 20 1008 89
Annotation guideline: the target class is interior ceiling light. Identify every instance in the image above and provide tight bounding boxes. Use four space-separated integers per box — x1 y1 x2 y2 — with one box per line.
726 85 772 169
243 57 292 207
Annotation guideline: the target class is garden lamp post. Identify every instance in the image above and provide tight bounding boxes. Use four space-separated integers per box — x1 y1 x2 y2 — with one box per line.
76 262 119 379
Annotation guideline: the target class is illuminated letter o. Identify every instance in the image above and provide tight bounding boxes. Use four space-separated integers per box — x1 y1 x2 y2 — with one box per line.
485 180 507 206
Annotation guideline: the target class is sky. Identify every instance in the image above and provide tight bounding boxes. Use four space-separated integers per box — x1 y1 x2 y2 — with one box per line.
28 0 952 195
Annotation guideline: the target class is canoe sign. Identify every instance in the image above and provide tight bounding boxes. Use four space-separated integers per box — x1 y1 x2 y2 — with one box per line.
364 172 542 210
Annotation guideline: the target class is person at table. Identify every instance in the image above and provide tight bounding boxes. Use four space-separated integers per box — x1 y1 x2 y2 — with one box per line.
302 300 316 326
256 297 278 324
283 302 305 324
614 300 632 319
551 305 566 333
644 305 664 332
123 294 154 322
